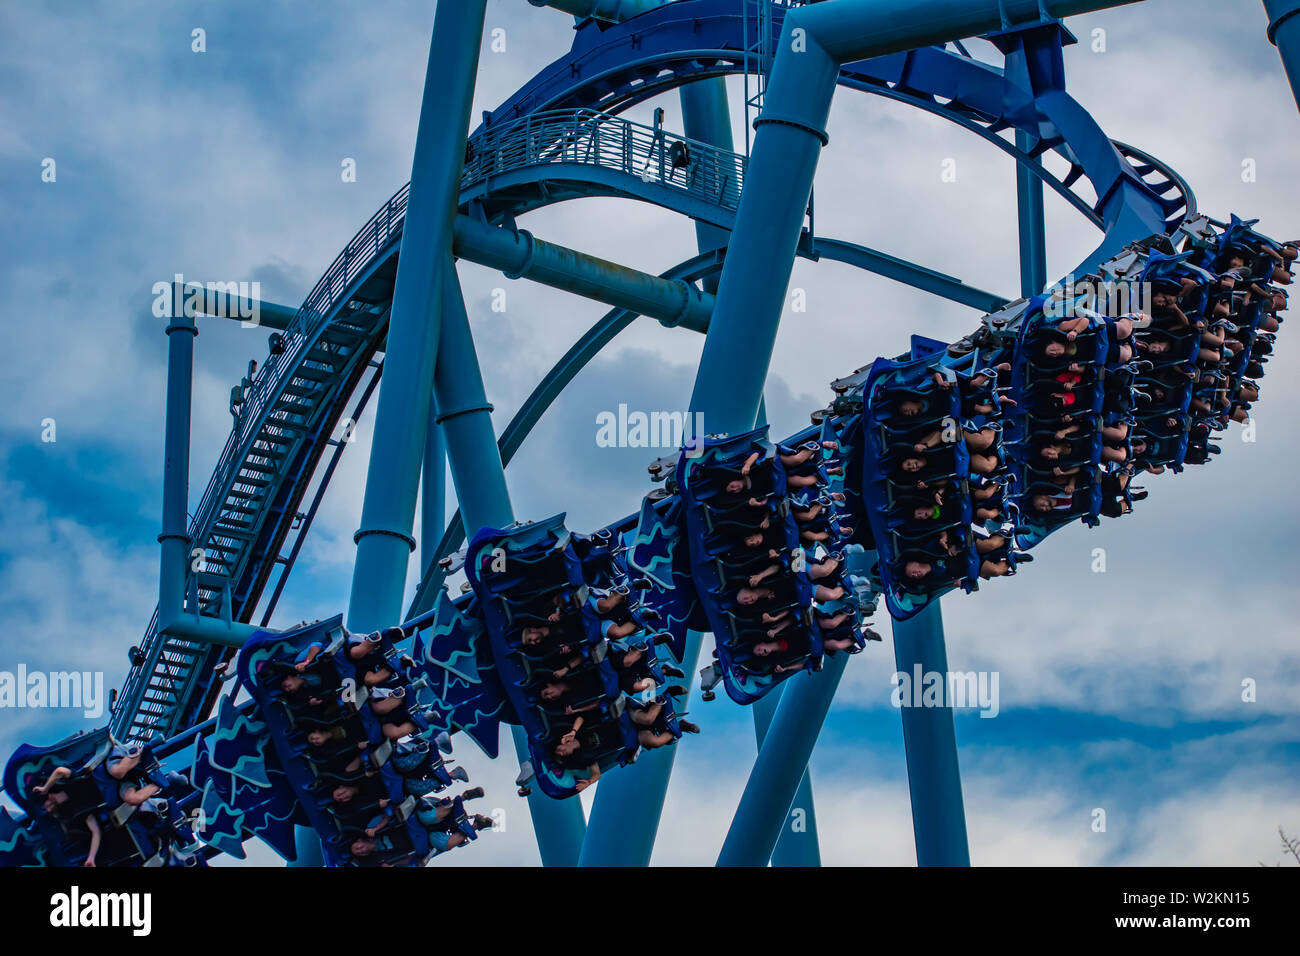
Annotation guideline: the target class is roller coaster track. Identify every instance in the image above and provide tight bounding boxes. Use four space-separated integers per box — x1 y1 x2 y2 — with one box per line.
110 2 1193 744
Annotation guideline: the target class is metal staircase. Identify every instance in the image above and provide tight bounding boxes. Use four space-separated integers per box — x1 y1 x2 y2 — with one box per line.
111 193 409 743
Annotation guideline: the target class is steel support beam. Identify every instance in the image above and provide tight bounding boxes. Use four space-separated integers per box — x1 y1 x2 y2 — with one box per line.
158 301 199 634
717 653 848 866
421 393 446 576
346 0 488 635
695 0 1137 868
752 682 821 865
785 1 1142 64
1015 128 1049 298
527 0 664 23
173 283 300 331
682 46 833 432
452 216 713 332
1001 36 1050 299
809 237 1009 314
432 264 514 540
433 260 587 866
892 601 970 865
1266 0 1300 110
160 614 259 648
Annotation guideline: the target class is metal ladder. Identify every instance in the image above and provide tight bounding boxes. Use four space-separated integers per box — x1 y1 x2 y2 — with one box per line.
741 0 808 158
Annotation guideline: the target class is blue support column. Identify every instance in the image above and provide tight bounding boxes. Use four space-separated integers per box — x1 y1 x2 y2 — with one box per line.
432 266 512 535
421 394 446 575
717 654 848 866
751 684 821 865
892 601 970 866
345 0 488 635
434 261 587 866
159 297 198 632
997 34 1052 299
579 73 735 867
1266 0 1300 109
1015 129 1048 298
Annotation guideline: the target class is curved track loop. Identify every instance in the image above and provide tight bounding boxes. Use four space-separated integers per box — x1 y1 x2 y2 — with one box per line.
484 1 1183 240
112 0 1190 744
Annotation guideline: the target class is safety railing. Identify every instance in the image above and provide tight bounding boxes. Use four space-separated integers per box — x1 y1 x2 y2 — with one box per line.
462 108 746 212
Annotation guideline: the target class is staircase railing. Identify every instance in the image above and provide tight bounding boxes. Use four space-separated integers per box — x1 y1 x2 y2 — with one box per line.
112 107 748 741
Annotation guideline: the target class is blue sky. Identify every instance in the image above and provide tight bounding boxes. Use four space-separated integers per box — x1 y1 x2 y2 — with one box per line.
1 0 1297 866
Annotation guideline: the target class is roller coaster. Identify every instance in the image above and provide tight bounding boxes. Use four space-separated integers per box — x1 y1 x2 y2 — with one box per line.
3 0 1299 868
